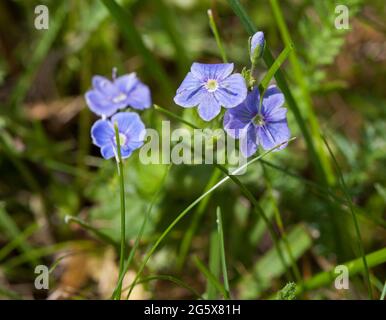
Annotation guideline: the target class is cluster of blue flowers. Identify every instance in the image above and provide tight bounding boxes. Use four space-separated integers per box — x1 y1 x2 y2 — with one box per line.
85 69 151 159
85 31 290 160
174 31 290 157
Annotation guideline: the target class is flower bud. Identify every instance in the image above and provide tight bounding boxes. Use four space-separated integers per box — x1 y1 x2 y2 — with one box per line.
250 31 265 63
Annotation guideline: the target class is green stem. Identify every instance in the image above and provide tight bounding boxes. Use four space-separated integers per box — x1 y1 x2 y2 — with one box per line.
208 9 228 63
114 124 126 299
216 207 230 298
381 281 386 300
112 163 172 299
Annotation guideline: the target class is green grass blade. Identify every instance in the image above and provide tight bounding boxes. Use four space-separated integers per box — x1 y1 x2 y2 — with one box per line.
112 164 172 299
155 0 189 76
178 168 222 270
268 0 335 184
9 2 68 111
64 215 117 247
207 231 220 299
297 248 386 295
381 281 386 300
132 274 203 299
0 204 39 266
226 0 326 185
323 136 373 299
153 104 295 278
100 0 173 96
216 207 230 298
126 138 294 298
240 224 312 299
208 9 228 63
0 223 38 262
194 256 228 299
260 43 293 92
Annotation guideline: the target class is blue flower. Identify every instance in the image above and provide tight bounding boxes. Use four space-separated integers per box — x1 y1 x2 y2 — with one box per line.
91 112 146 159
250 31 265 62
174 63 247 121
224 86 290 157
85 70 151 117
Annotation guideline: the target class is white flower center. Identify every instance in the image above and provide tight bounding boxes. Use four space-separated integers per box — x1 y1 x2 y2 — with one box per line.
115 133 127 146
112 93 127 103
205 79 218 92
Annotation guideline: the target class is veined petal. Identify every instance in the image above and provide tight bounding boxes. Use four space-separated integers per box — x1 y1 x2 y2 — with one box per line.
120 147 134 159
191 63 234 81
197 94 221 121
225 87 260 123
257 120 290 151
223 111 251 138
240 124 258 158
174 72 206 108
261 85 285 119
111 112 146 141
125 81 152 110
215 73 247 108
91 119 114 147
126 140 144 152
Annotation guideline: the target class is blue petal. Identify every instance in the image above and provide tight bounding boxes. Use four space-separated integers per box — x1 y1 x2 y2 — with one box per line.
125 81 152 110
197 94 221 121
174 72 206 108
223 111 251 138
261 86 285 120
126 140 144 151
101 144 115 159
225 87 259 123
120 147 133 159
91 119 114 147
85 90 120 117
240 124 258 158
257 120 290 151
111 112 146 142
215 74 247 108
114 73 138 93
191 63 234 81
92 75 120 98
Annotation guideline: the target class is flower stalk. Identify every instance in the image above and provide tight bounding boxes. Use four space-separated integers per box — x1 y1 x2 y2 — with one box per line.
114 123 126 299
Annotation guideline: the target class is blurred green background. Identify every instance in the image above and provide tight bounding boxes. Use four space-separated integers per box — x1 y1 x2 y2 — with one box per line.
0 0 385 299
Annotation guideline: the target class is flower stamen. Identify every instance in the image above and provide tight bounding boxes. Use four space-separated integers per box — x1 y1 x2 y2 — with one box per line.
113 93 127 103
205 79 219 92
253 113 265 126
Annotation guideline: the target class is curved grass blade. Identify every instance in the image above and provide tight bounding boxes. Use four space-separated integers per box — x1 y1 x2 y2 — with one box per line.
208 9 228 63
323 136 373 299
127 274 203 299
194 256 228 299
296 248 386 296
100 0 173 96
153 104 294 279
126 137 295 298
216 207 230 298
112 164 172 299
64 215 117 248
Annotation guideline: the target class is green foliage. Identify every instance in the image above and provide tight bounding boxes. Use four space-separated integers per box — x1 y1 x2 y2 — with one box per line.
276 282 297 300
